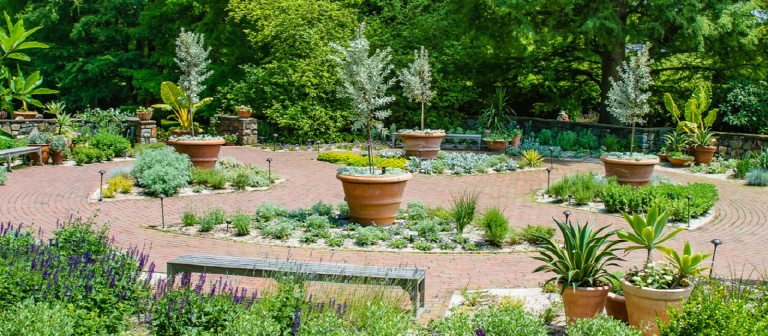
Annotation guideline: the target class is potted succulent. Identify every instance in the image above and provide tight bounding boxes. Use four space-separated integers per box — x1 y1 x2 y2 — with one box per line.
235 105 253 118
27 132 53 165
601 46 659 186
223 133 238 146
667 151 693 167
136 106 153 121
330 23 411 226
397 47 443 159
154 30 223 169
49 135 67 165
660 131 689 162
480 87 514 152
616 206 707 335
664 82 718 164
533 219 623 323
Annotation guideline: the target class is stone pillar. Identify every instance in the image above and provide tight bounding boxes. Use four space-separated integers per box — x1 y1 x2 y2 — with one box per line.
215 115 258 145
125 117 157 144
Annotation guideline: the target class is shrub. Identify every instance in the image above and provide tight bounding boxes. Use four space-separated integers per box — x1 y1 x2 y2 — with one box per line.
310 201 334 217
108 175 133 194
537 129 553 145
255 203 289 222
182 209 197 226
733 156 753 178
520 150 544 168
567 314 641 336
88 131 131 157
555 130 578 151
0 167 7 185
260 218 295 240
232 213 252 236
132 147 192 196
305 215 331 232
746 168 768 186
406 200 429 220
192 168 227 189
231 170 251 190
602 134 621 152
546 172 607 204
413 240 434 251
410 219 443 242
426 305 547 336
577 129 599 150
354 226 385 246
317 152 407 169
73 146 109 165
0 300 79 336
479 207 509 246
387 238 408 249
130 142 167 156
337 201 351 220
601 182 718 221
521 225 555 245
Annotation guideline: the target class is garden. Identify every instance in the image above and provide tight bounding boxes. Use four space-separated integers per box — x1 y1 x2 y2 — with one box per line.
1 2 767 336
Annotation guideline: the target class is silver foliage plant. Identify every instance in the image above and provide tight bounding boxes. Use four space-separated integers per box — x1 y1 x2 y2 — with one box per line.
399 46 434 130
606 44 654 152
174 28 213 104
330 23 396 172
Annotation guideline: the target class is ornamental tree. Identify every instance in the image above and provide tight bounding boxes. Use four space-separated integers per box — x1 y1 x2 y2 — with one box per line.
330 23 396 173
174 28 212 107
399 46 434 131
606 45 653 152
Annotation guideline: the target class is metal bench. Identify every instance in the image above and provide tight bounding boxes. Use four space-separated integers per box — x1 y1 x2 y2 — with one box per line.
166 255 426 314
391 133 483 150
0 146 42 172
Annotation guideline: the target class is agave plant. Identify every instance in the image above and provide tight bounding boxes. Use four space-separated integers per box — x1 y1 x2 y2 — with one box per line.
533 220 623 292
658 241 711 288
616 206 683 267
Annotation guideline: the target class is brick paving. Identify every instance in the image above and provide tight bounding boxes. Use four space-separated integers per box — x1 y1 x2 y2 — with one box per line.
1 147 766 318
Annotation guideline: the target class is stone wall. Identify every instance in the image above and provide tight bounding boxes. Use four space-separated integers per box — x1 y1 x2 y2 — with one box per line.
514 117 669 152
215 115 258 145
0 119 58 138
713 132 767 157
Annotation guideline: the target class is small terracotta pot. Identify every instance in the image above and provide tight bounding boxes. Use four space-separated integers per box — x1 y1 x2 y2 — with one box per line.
399 131 445 159
28 144 50 165
485 140 509 152
621 278 692 336
509 134 522 149
600 156 659 187
51 151 66 165
658 153 667 162
560 285 611 323
336 172 411 226
667 156 693 167
168 138 225 169
693 145 716 164
605 292 628 322
14 111 38 120
237 109 252 118
136 111 153 121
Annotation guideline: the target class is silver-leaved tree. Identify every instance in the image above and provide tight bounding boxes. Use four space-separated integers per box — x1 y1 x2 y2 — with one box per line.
606 45 653 152
174 28 212 107
399 46 434 131
330 23 396 173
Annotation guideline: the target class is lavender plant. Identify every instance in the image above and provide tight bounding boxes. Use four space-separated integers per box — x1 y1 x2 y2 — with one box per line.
606 44 654 152
399 46 435 131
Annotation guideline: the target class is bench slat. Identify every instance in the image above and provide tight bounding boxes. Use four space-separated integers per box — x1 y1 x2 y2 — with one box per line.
0 146 41 155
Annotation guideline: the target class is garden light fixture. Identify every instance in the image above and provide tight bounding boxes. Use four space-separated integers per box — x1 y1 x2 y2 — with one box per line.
159 194 165 228
266 158 273 183
226 219 231 232
709 239 722 277
98 170 105 202
563 210 572 224
545 168 552 192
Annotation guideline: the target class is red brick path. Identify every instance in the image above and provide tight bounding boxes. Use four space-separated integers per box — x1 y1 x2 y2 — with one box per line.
1 147 766 317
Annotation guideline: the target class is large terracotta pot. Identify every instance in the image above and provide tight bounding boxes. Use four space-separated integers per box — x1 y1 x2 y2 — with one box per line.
605 292 628 323
667 156 693 167
485 140 509 152
136 110 153 121
509 134 522 149
28 144 50 165
600 156 659 187
621 278 692 336
560 285 611 323
399 131 445 159
14 111 38 120
168 138 225 169
237 109 252 118
693 145 716 164
336 172 412 226
51 151 66 165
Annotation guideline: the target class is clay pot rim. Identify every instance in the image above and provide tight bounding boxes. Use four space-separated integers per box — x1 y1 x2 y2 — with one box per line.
607 292 625 301
620 278 693 297
559 284 612 292
600 156 660 165
694 145 717 150
336 171 412 184
398 131 446 138
167 138 225 146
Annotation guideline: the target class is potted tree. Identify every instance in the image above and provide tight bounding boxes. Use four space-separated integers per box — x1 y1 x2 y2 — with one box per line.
533 219 623 322
50 135 67 165
330 23 411 226
397 46 443 159
601 45 659 186
480 87 514 152
155 29 223 169
664 82 718 164
616 206 707 335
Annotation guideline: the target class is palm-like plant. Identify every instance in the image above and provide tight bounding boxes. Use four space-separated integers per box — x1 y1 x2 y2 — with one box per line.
5 69 57 111
664 82 718 146
616 206 683 267
479 87 514 136
662 131 690 153
658 241 711 289
153 81 212 135
533 220 623 292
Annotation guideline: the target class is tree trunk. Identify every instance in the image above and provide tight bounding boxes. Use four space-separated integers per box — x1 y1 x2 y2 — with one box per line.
598 1 628 125
420 102 425 131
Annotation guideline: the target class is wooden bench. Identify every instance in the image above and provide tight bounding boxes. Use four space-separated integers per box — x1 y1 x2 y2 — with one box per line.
391 133 483 150
0 146 42 172
166 255 426 314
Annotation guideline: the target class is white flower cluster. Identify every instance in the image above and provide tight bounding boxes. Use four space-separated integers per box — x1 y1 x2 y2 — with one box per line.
606 45 654 126
174 28 213 104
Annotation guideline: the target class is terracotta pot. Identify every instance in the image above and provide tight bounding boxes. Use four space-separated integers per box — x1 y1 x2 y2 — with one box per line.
168 138 225 169
51 151 66 165
171 129 193 136
399 131 445 159
136 111 153 121
509 134 522 149
336 172 412 226
15 111 38 120
485 140 509 152
560 285 611 323
658 153 667 162
237 109 252 118
621 278 692 336
667 156 693 167
28 144 50 165
605 292 628 323
600 156 659 187
693 145 716 164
